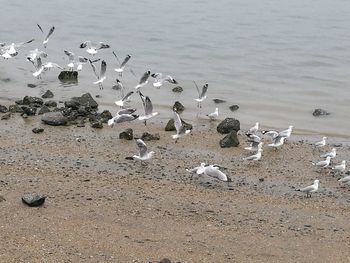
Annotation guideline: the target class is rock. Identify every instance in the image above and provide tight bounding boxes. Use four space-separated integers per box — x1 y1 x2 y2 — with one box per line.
172 101 185 113
65 93 98 109
22 96 44 106
91 121 103 129
15 99 23 105
44 100 57 107
219 131 240 148
165 118 192 131
217 118 240 134
172 86 183 93
27 83 37 88
0 195 5 202
1 112 11 120
0 105 8 113
41 90 54 99
159 259 172 263
21 105 37 116
313 108 330 116
32 127 44 134
9 104 23 113
213 99 226 104
41 112 68 126
229 105 239 112
22 194 46 207
98 110 113 123
58 71 78 81
1 78 11 83
141 132 160 141
119 128 133 140
38 105 51 115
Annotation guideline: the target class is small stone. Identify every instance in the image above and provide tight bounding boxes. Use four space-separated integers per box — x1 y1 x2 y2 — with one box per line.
22 96 44 106
217 118 240 134
172 86 183 93
9 104 23 113
91 121 103 129
38 105 51 115
44 100 57 107
213 99 226 104
22 193 46 207
42 112 68 126
27 83 37 88
0 105 8 113
219 130 240 148
41 90 54 99
119 128 133 140
32 127 44 134
259 178 265 182
159 259 172 263
165 118 192 131
313 108 330 116
21 106 37 116
173 101 185 113
1 112 11 120
141 132 160 141
58 71 78 81
1 78 11 83
229 105 239 112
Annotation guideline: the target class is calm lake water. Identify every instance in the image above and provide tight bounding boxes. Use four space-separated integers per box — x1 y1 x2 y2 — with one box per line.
1 0 350 137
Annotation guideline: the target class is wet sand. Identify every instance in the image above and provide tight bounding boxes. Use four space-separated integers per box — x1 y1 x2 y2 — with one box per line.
0 116 349 262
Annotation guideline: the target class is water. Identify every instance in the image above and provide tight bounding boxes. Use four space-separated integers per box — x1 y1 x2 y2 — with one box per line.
1 0 350 137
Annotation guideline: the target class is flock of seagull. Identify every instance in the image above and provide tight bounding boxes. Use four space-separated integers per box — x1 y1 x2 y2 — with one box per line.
1 25 348 198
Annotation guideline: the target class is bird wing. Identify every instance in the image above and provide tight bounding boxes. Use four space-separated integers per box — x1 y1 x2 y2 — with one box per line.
78 56 88 63
80 41 90 49
89 59 99 79
165 75 177 84
136 139 148 157
112 51 121 65
100 60 107 78
144 96 153 115
200 83 209 98
173 111 182 133
204 166 228 181
193 80 200 97
120 55 131 68
138 91 147 110
300 185 315 192
122 91 134 102
139 71 150 84
64 50 75 61
98 42 110 49
151 72 162 79
15 39 35 47
44 26 55 42
37 24 44 33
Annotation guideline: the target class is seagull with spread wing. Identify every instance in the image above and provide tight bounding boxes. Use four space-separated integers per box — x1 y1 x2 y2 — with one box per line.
89 59 106 89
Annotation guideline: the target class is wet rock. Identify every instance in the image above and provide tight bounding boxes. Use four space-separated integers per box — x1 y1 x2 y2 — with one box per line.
38 105 51 115
41 90 54 99
219 130 240 148
217 118 240 134
9 104 23 113
172 86 183 93
22 193 46 207
213 99 226 104
44 100 57 108
65 93 98 109
21 105 37 116
0 105 8 113
1 112 11 120
119 128 133 140
41 112 68 126
173 101 185 113
15 99 24 105
91 121 103 129
27 83 37 88
229 105 239 112
98 110 113 123
165 118 192 131
58 70 78 81
22 96 44 106
313 108 330 116
32 127 44 134
141 132 160 141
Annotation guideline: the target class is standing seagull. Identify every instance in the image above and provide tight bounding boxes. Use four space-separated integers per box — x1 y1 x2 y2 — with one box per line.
113 52 131 76
89 59 106 89
137 91 159 125
332 160 346 176
312 156 331 168
37 24 55 48
247 122 259 135
279 125 293 139
315 137 327 148
172 110 191 143
132 139 155 166
135 71 151 91
268 135 285 149
243 149 263 161
297 180 319 198
320 148 336 159
80 41 110 55
151 73 178 88
194 82 208 108
206 108 219 120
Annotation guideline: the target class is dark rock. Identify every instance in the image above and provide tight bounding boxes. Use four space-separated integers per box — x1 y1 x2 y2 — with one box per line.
1 78 11 83
41 90 54 99
213 99 226 104
0 195 5 202
95 94 101 98
41 112 68 126
159 259 172 263
172 86 183 93
141 132 160 141
217 118 240 134
38 105 51 115
44 100 57 107
173 101 185 113
229 105 239 112
22 96 44 106
65 93 98 109
313 108 330 116
0 105 8 113
91 121 103 129
119 128 133 140
98 110 113 123
15 99 23 105
1 112 11 120
27 83 37 88
219 131 240 148
21 106 37 116
58 71 78 81
165 118 192 131
259 178 265 182
9 104 23 113
32 127 44 134
22 194 46 207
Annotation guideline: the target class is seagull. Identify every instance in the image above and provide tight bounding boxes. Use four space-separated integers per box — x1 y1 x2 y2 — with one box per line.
137 91 159 125
243 149 262 161
279 125 293 139
244 142 263 152
108 108 138 127
32 57 63 78
206 108 219 120
332 160 346 175
1 39 34 59
194 81 208 108
268 135 285 149
186 163 207 175
132 139 155 165
115 91 134 107
172 110 191 143
297 179 319 198
89 59 106 89
151 73 178 88
312 156 331 168
112 78 124 92
247 122 259 135
135 71 151 91
80 41 110 55
320 148 336 159
246 134 261 143
261 130 279 141
202 165 228 182
338 175 350 185
37 24 55 48
315 137 327 148
64 50 88 71
113 52 131 76
27 48 47 64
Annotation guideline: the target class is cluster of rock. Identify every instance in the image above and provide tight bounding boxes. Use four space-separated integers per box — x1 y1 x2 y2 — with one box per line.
217 118 240 147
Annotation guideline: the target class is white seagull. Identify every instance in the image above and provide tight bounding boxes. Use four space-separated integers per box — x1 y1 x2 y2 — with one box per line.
245 142 263 152
243 149 263 161
332 160 346 175
113 52 131 76
135 71 151 91
137 91 159 125
315 137 327 148
247 122 259 135
320 148 336 159
194 82 208 108
279 125 293 139
312 156 331 168
338 175 350 185
206 108 219 120
115 91 134 108
1 39 34 59
64 50 88 71
172 110 191 143
132 139 155 165
297 179 319 198
268 135 285 149
202 165 228 182
37 24 55 48
27 48 47 64
151 73 178 88
186 163 207 175
89 59 107 89
108 108 138 127
80 40 110 55
32 57 63 78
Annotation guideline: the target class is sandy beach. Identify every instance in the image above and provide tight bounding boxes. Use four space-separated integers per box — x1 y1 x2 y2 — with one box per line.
0 113 349 263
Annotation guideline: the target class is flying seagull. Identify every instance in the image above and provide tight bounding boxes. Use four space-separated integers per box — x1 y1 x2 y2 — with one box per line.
89 59 106 89
151 73 177 88
137 91 159 125
37 24 55 48
135 71 151 91
193 81 208 108
132 139 155 165
113 52 131 77
80 41 110 55
172 110 191 143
